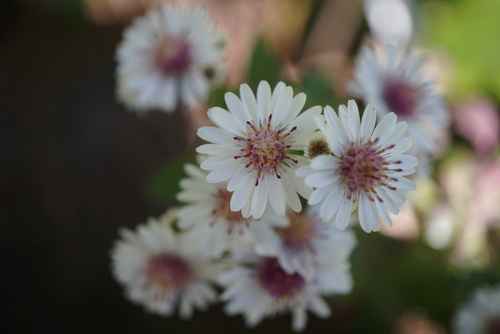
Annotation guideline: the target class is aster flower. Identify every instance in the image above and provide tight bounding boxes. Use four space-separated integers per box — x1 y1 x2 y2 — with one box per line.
297 100 417 233
453 285 500 334
219 246 350 332
349 44 448 160
177 163 288 257
196 81 321 219
253 206 357 281
110 209 221 318
116 3 225 114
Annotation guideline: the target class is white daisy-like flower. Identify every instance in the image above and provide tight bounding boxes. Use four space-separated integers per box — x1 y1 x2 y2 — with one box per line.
297 100 417 233
196 81 321 219
453 285 500 334
177 163 288 257
349 44 448 157
253 206 357 282
219 251 338 332
110 209 221 318
116 3 225 114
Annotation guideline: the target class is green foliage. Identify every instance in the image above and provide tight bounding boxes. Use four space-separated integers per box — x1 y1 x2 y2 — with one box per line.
425 0 500 100
247 39 282 89
293 72 338 110
144 153 195 208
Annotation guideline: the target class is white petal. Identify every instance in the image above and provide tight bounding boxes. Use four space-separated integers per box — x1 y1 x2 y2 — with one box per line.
251 177 269 219
271 86 293 128
371 112 397 143
208 107 246 136
257 81 272 122
225 92 251 127
197 126 235 145
360 103 377 141
335 196 352 230
268 176 286 216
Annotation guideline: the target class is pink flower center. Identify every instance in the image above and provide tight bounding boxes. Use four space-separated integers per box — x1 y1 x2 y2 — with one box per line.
212 189 247 233
257 258 305 299
339 141 398 200
382 79 417 117
279 212 322 251
146 254 193 293
234 115 298 186
486 318 500 334
154 37 191 77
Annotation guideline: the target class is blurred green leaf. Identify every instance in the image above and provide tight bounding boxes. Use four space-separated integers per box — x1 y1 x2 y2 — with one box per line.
293 72 338 109
425 0 500 100
144 153 195 208
248 39 281 89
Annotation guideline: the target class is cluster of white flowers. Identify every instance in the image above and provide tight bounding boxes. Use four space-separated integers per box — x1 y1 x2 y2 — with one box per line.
110 2 454 332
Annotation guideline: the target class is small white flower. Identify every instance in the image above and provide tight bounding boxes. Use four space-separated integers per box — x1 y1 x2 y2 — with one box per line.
254 206 357 282
219 251 339 332
177 163 288 257
453 285 500 334
196 81 321 219
349 44 448 159
110 209 220 318
297 100 417 233
116 4 225 114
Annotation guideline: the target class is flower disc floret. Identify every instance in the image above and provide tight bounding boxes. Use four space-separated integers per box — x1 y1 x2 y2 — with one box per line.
146 254 193 293
258 258 305 300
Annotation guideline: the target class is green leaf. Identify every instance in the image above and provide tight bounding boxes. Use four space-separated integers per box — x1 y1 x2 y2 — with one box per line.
143 153 195 207
248 38 281 89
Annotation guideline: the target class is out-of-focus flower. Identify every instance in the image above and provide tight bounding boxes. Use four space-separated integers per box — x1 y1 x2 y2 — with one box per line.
218 241 353 332
196 81 321 219
177 163 288 257
297 101 417 232
110 209 220 318
428 150 500 268
115 3 225 114
453 285 500 334
364 0 414 45
254 205 357 281
454 97 500 157
393 308 445 334
349 44 449 174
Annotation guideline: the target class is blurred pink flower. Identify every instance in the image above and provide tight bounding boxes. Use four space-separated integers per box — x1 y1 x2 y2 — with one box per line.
454 97 500 156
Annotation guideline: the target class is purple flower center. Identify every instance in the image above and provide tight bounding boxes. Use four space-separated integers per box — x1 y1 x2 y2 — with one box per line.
146 254 193 293
486 318 500 334
154 37 191 77
339 141 396 200
279 212 320 251
234 115 298 186
382 79 417 117
212 189 247 233
257 258 305 299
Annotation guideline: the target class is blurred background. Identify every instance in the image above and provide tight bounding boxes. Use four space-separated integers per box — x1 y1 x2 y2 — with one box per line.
1 0 499 333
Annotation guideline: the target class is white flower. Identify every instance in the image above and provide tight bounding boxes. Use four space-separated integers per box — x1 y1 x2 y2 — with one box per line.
254 206 357 282
116 4 225 114
349 44 448 158
110 209 220 318
453 285 500 334
177 163 288 257
297 100 417 233
219 250 342 332
196 81 321 219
